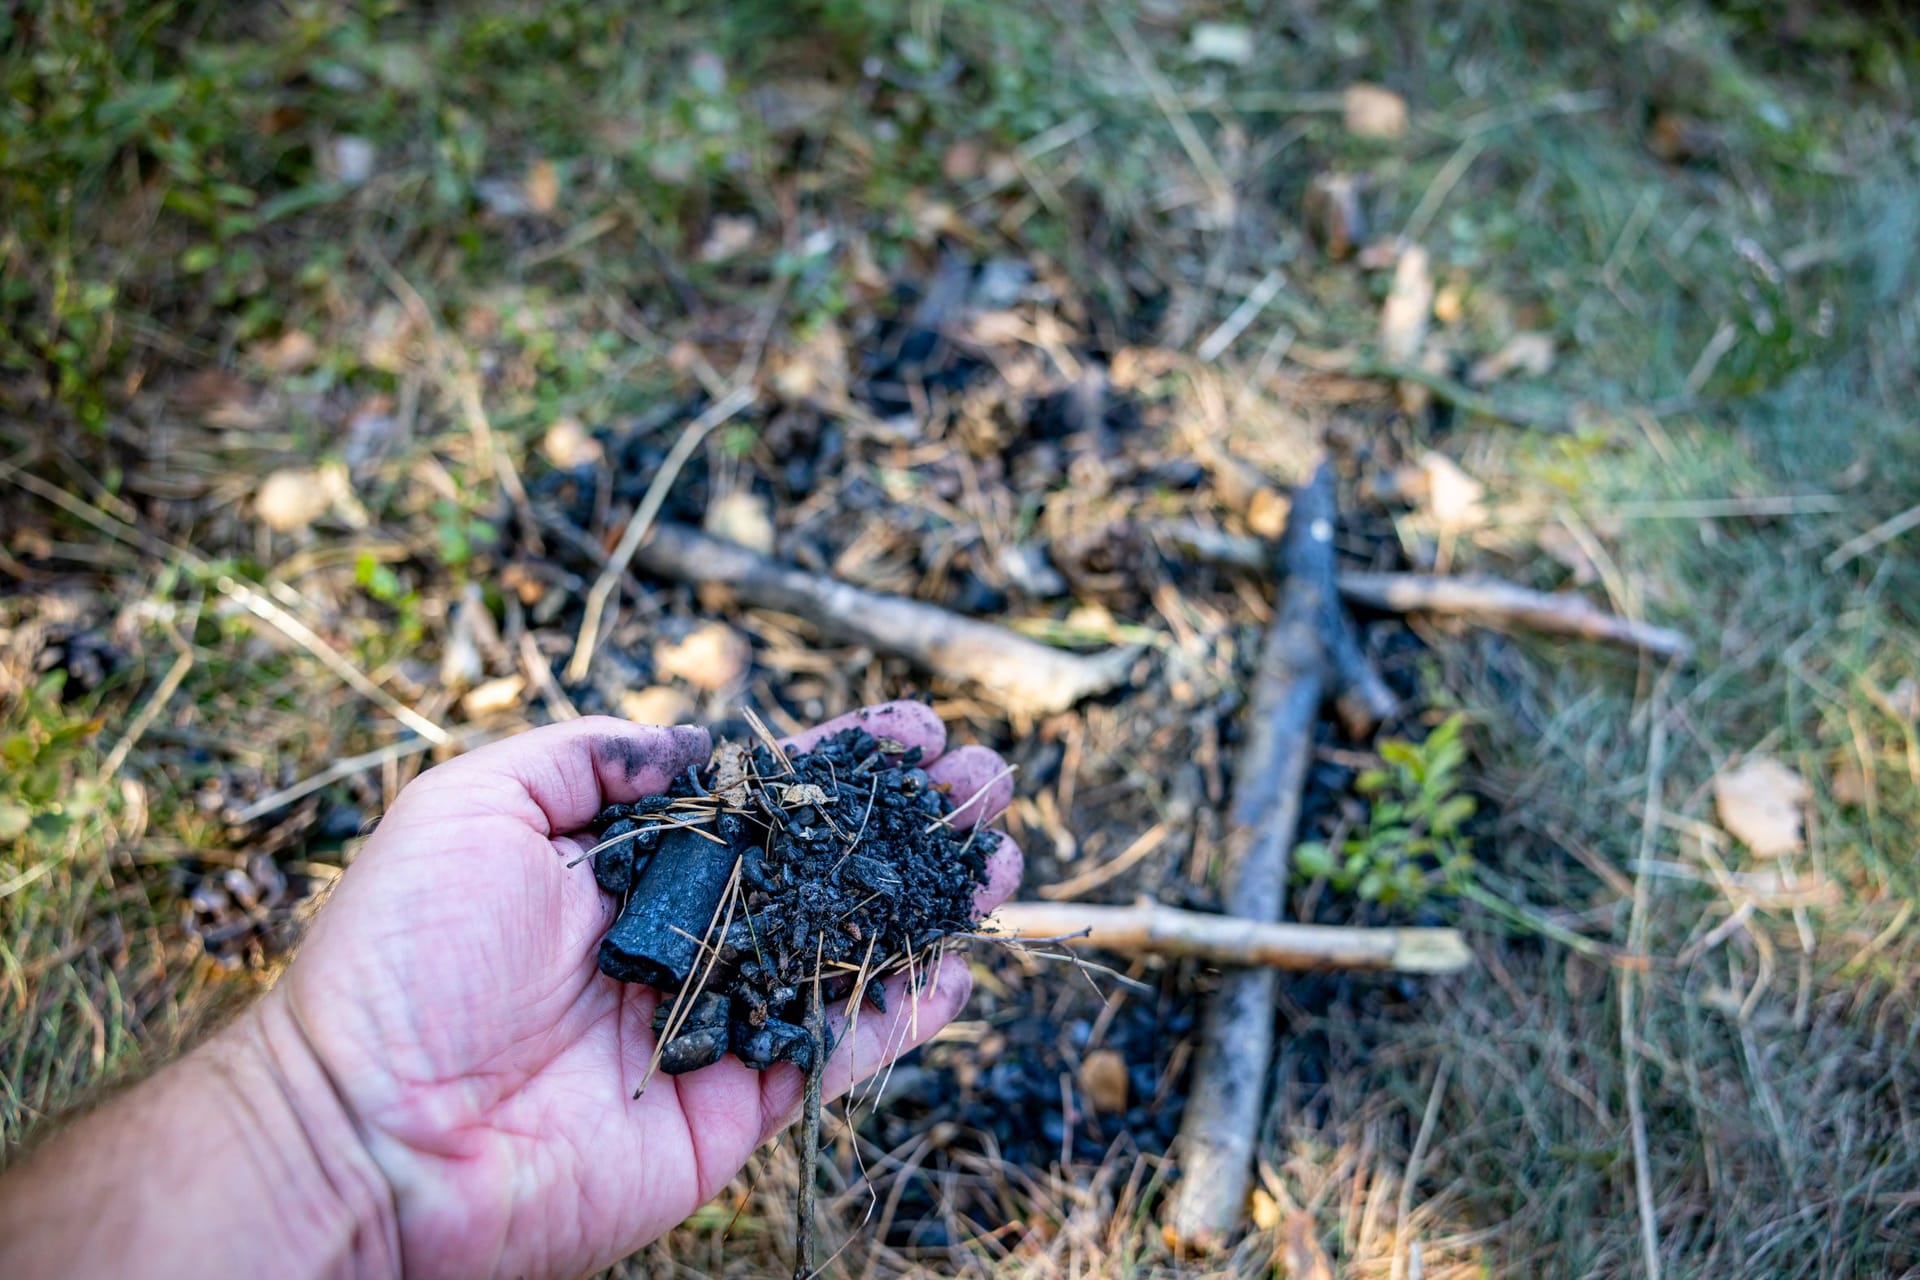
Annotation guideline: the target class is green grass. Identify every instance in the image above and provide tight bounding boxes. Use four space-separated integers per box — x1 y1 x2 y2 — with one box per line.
3 0 1919 1274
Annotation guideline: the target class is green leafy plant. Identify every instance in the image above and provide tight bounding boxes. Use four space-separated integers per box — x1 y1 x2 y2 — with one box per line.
0 673 107 851
1293 713 1477 908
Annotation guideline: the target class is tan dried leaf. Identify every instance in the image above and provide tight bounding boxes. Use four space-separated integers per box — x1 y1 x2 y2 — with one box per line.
1281 1212 1336 1280
704 490 776 556
1419 450 1487 533
654 622 751 692
1379 244 1434 365
1469 330 1556 386
1713 756 1811 857
524 158 559 215
1343 82 1408 139
541 418 603 470
461 675 526 718
1829 760 1868 809
1078 1049 1129 1115
254 468 331 534
620 686 695 727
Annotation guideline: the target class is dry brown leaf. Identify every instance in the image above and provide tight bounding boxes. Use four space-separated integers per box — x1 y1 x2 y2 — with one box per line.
254 468 330 534
541 418 603 470
1078 1049 1129 1114
654 622 750 692
524 158 559 215
1535 523 1599 584
252 330 319 375
1418 450 1487 532
1713 756 1811 858
1281 1212 1336 1280
1304 172 1365 261
1379 244 1434 365
704 491 776 556
1469 331 1556 385
1829 760 1868 809
1344 82 1408 139
461 675 526 718
620 686 695 726
697 214 757 263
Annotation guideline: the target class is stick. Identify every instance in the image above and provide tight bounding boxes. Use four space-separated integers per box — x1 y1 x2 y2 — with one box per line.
795 977 826 1280
1335 571 1692 661
1169 462 1337 1249
984 901 1471 973
624 522 1139 716
1156 522 1692 660
1824 500 1920 572
1152 520 1395 736
564 385 756 684
226 725 500 824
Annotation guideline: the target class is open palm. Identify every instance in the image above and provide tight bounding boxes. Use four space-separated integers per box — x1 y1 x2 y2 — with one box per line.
272 702 1021 1279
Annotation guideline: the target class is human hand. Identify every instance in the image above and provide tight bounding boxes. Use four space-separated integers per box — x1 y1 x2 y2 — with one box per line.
271 701 1020 1279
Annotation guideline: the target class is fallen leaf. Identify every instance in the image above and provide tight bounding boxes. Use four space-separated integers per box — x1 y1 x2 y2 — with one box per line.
1281 1212 1336 1280
1829 759 1868 809
1249 1188 1281 1231
1189 22 1254 65
1713 756 1811 858
252 330 319 375
1078 1049 1129 1114
360 300 418 373
1379 244 1434 365
1304 172 1366 261
1419 450 1487 532
254 468 331 534
942 140 983 181
524 158 559 215
1536 523 1599 585
1344 83 1408 140
1469 331 1556 385
461 675 526 718
620 686 694 726
654 622 751 692
704 490 776 556
541 418 603 470
698 214 757 263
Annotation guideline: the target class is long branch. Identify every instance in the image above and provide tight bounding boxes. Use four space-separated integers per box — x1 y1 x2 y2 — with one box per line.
985 901 1470 973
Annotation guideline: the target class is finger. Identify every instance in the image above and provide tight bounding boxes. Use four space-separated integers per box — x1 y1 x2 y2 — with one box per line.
755 953 973 1142
781 700 946 763
973 831 1023 918
404 717 710 836
926 745 1013 830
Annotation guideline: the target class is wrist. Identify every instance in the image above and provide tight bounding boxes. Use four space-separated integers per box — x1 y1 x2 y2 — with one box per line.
226 992 403 1280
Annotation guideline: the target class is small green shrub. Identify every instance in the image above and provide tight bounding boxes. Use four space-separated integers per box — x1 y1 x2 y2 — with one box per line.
1293 713 1477 908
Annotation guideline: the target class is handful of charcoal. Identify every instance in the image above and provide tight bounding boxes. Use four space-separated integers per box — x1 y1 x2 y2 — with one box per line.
587 727 995 1076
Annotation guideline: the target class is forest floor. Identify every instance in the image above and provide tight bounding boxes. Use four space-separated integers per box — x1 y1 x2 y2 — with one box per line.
4 3 1919 1276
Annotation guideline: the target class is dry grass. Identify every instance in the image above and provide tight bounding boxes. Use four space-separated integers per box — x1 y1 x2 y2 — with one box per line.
4 1 1919 1276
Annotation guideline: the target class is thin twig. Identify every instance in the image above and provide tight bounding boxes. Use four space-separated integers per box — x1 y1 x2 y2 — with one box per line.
226 725 499 824
566 385 756 683
795 945 827 1280
1824 500 1920 572
1035 822 1171 901
924 764 1018 832
1622 668 1675 1280
101 609 198 778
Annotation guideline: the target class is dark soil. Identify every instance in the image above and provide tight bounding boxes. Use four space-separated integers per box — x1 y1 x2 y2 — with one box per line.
587 727 998 1076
